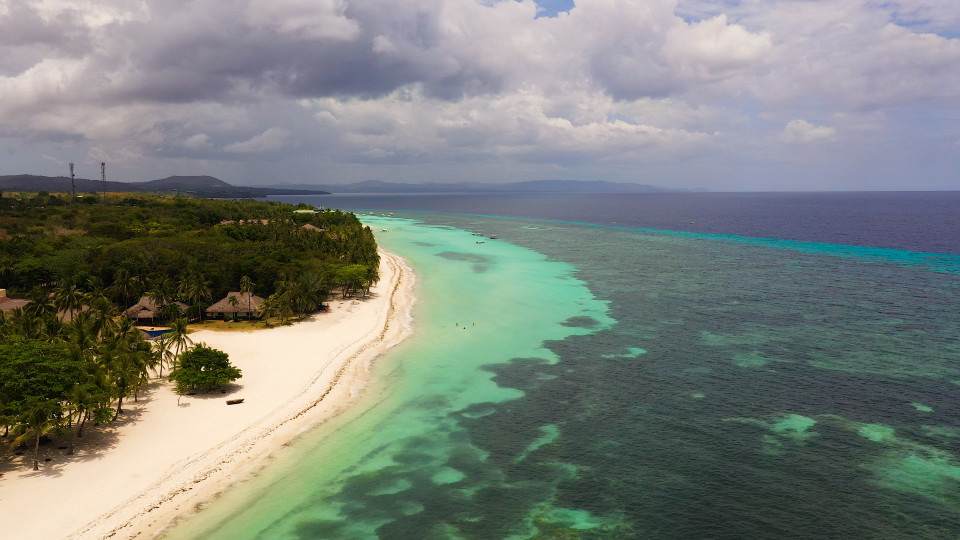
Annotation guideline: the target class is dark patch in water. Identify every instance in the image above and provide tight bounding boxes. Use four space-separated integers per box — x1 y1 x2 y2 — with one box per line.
435 251 492 273
561 316 600 328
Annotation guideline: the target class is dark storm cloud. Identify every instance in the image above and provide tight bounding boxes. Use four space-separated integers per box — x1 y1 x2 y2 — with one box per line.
0 3 91 75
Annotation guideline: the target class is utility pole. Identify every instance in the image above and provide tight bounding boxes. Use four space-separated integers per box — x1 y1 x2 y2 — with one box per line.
101 162 106 203
69 162 76 204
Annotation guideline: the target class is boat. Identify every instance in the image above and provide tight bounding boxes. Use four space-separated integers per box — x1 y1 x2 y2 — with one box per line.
226 398 244 405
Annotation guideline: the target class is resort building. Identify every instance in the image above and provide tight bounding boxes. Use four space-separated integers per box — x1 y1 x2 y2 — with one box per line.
205 292 264 320
124 296 189 323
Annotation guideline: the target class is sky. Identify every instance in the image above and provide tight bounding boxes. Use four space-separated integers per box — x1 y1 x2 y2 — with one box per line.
1 0 959 191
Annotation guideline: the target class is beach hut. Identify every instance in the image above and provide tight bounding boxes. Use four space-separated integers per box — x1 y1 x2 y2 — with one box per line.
205 292 264 320
124 296 188 323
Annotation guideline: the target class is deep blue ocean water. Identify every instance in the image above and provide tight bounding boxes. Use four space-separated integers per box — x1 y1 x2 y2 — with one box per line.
173 192 960 538
305 192 960 254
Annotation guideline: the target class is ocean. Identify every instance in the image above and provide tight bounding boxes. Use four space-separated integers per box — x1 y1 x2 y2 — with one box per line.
166 192 960 539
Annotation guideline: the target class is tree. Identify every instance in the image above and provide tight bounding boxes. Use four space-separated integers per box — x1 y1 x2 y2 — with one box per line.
168 344 242 393
239 275 254 318
178 272 211 321
147 277 175 324
111 268 143 310
228 295 239 319
154 334 174 378
26 286 57 319
16 396 60 470
53 281 85 322
169 318 193 361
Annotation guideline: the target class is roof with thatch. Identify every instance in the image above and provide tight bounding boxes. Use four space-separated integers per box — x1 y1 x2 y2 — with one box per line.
124 296 188 320
205 292 264 315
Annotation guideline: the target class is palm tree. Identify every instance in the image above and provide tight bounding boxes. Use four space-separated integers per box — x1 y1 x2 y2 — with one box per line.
10 307 42 339
111 268 143 311
147 277 175 324
154 334 174 378
169 318 193 361
179 273 212 322
26 287 56 319
65 380 94 455
16 397 60 470
67 312 97 354
53 281 85 322
240 276 254 319
228 295 239 320
87 295 118 341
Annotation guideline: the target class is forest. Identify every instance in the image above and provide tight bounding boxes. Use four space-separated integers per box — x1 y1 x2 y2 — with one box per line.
0 191 379 469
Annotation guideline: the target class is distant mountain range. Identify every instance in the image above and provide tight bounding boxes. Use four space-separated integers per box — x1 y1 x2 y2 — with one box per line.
1 174 696 197
0 175 329 198
307 179 696 194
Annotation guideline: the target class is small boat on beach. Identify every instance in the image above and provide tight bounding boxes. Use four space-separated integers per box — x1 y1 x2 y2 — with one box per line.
226 398 244 405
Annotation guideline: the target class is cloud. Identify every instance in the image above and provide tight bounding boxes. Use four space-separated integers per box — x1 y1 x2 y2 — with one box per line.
0 0 958 189
183 133 212 150
224 127 291 153
782 119 837 143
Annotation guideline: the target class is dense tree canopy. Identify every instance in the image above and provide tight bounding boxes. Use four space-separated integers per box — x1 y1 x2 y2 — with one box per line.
0 193 379 468
0 194 379 321
168 345 241 393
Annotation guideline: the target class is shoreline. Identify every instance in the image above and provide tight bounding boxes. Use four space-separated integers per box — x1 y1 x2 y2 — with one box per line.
0 248 414 540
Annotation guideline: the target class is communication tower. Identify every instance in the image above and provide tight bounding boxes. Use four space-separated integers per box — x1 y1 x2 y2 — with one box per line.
101 162 106 202
69 162 76 203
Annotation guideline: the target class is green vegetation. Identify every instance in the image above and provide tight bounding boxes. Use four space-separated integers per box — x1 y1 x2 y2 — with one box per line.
169 345 241 394
0 192 379 311
0 193 379 468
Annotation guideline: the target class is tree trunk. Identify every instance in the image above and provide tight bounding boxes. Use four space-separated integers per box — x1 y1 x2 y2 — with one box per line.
33 428 41 470
114 395 124 420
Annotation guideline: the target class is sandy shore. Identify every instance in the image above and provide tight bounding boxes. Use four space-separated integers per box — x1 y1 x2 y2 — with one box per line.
0 249 414 540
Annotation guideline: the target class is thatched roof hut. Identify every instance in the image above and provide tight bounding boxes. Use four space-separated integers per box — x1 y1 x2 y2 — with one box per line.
205 292 264 319
124 296 188 321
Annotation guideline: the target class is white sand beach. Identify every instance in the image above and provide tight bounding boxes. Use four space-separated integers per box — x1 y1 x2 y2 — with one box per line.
0 249 414 540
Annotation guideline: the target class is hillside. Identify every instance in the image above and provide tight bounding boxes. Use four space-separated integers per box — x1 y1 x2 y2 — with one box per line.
0 174 329 197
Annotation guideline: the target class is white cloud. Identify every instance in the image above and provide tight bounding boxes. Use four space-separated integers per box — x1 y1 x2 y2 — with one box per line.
0 0 958 189
782 119 837 143
224 127 291 153
246 0 359 41
183 133 211 150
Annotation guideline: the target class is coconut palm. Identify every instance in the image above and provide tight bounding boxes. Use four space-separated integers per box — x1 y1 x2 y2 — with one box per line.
169 318 193 361
240 275 254 319
26 287 56 319
87 295 118 341
228 295 239 320
53 281 85 322
154 334 174 378
16 396 60 470
111 268 143 311
179 273 212 321
147 277 175 324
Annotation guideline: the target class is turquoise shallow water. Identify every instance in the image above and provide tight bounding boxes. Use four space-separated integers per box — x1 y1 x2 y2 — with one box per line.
167 212 960 539
166 216 613 538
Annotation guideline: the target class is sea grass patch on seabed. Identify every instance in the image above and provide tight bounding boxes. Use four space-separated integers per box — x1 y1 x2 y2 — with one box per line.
164 210 960 539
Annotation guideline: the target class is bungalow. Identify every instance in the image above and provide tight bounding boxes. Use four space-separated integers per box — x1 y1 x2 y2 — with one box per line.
205 291 264 320
124 296 189 323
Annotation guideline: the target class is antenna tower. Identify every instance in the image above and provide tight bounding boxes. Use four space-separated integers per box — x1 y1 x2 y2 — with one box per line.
69 162 76 203
101 162 106 202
